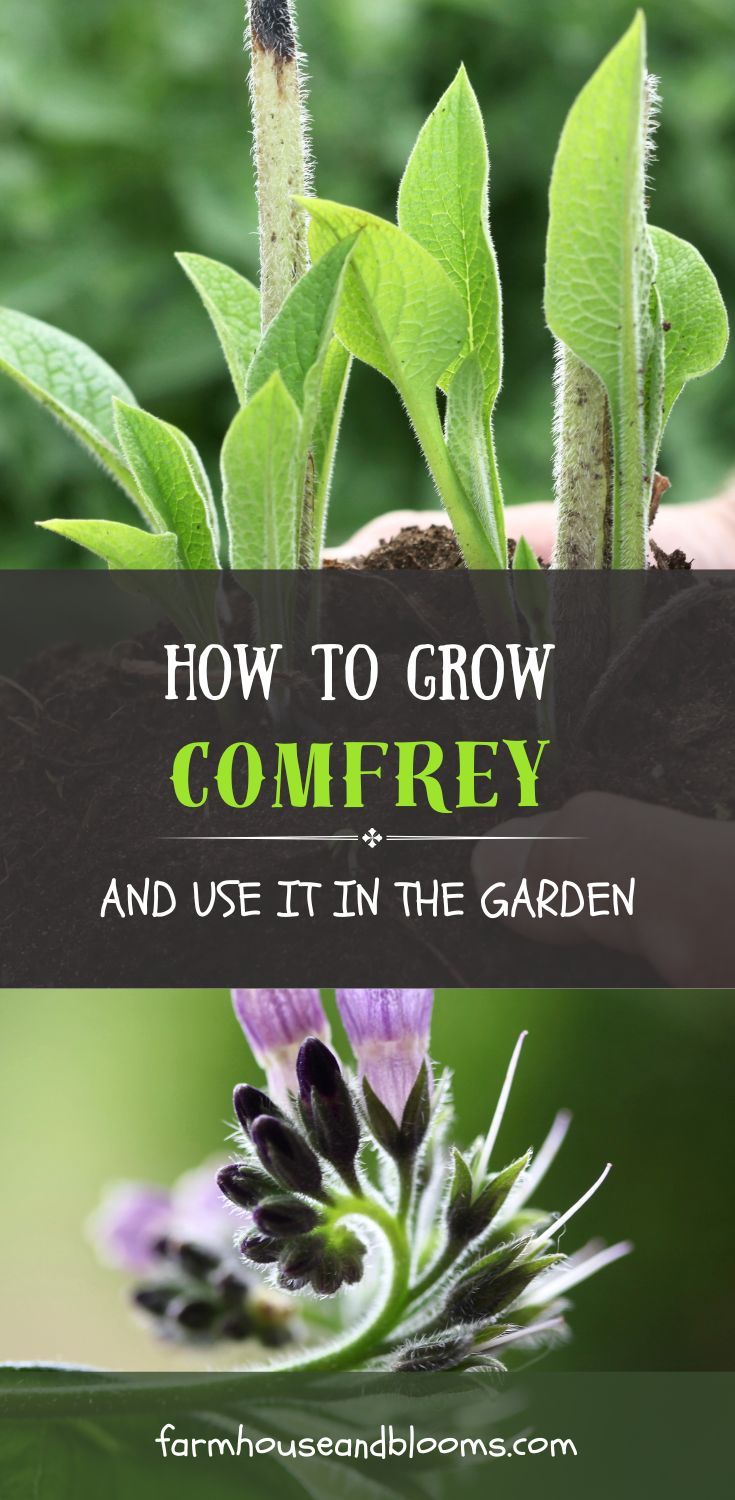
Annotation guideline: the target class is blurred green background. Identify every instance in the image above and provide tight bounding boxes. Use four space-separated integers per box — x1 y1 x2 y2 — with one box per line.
0 0 733 564
0 986 732 1371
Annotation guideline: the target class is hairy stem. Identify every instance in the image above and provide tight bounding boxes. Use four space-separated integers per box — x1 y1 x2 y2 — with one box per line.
248 1 311 329
409 396 500 568
553 343 612 569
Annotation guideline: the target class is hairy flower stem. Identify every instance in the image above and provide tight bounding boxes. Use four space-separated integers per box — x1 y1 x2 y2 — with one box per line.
266 1194 412 1373
248 1 311 330
553 344 612 568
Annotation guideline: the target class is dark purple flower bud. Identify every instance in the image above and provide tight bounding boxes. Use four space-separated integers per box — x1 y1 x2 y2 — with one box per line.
253 1195 322 1239
175 1242 221 1281
233 1083 284 1137
309 1249 344 1296
277 1238 318 1290
170 1296 218 1333
232 988 330 1108
213 1270 249 1305
251 1114 324 1199
132 1285 178 1318
221 1310 254 1341
297 1037 360 1178
217 1161 273 1209
240 1231 281 1265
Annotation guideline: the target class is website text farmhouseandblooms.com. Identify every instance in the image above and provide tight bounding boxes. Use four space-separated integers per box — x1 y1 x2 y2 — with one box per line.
154 1422 578 1462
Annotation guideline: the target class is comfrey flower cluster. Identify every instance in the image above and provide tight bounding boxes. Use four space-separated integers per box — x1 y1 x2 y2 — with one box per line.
89 1160 293 1349
210 989 631 1372
91 990 629 1369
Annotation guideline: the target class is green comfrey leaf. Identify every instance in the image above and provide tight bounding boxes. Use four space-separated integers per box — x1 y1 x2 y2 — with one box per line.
113 400 219 568
445 352 504 566
176 252 261 405
247 236 357 409
0 306 141 508
310 338 352 555
512 536 541 570
398 64 502 410
650 226 729 429
302 198 498 569
302 199 465 407
247 236 358 564
36 520 180 570
221 372 303 569
399 66 507 565
545 13 654 568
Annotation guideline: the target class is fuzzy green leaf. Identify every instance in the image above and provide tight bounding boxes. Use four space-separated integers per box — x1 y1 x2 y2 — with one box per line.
113 401 218 568
445 353 504 565
221 372 303 569
311 339 352 552
398 65 502 407
176 252 260 404
302 198 502 568
545 13 654 567
512 536 541 570
37 519 180 570
302 199 466 406
650 226 729 427
449 1148 474 1207
246 236 357 564
0 306 140 505
247 236 356 408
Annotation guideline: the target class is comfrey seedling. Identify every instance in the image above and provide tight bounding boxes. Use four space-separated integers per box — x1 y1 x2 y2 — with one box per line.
94 990 630 1371
0 7 726 574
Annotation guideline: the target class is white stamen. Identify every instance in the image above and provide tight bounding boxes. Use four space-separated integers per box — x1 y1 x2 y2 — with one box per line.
503 1109 572 1218
526 1162 613 1252
477 1030 528 1180
516 1239 633 1306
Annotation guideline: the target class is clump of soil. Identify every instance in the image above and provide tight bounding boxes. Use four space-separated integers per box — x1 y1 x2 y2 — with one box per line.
326 525 539 570
326 523 463 570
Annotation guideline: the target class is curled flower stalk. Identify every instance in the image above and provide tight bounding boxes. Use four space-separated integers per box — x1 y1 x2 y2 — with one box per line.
92 990 631 1372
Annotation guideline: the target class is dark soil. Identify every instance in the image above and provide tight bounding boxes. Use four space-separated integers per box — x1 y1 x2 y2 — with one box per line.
327 522 689 571
326 523 464 570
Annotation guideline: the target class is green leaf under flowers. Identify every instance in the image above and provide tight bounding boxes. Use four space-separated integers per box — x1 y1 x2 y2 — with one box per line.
448 1148 474 1207
650 226 729 428
301 199 466 405
221 372 303 569
445 352 504 566
37 519 180 570
176 252 260 404
0 305 141 507
545 13 654 568
398 64 502 408
113 400 219 568
512 536 541 570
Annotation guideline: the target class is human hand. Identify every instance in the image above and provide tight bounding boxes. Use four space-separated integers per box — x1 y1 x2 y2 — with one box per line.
328 490 735 569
